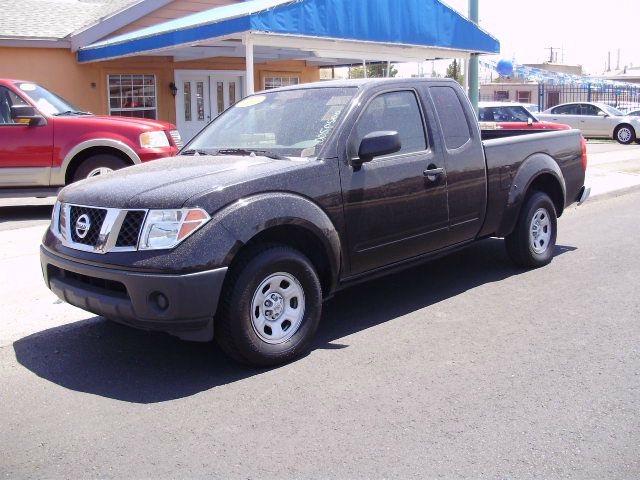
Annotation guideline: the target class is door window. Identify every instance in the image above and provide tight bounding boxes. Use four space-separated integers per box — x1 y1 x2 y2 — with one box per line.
580 104 601 116
349 90 427 158
0 86 28 125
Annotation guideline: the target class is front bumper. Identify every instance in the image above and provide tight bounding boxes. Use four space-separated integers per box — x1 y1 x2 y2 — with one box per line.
40 247 227 342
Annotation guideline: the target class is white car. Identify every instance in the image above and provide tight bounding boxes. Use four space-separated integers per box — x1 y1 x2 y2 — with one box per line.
537 102 640 144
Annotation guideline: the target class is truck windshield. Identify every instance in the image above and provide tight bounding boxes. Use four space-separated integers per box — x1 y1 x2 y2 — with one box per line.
185 87 356 158
15 82 88 116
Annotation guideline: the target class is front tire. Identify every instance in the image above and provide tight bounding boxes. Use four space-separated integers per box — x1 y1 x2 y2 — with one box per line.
72 154 128 182
614 124 636 145
505 191 557 268
215 244 322 367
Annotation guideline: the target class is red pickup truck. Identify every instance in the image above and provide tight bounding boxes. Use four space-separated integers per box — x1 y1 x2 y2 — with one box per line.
0 79 182 197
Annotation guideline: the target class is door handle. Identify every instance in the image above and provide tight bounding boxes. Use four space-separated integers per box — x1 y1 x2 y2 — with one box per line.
423 165 444 182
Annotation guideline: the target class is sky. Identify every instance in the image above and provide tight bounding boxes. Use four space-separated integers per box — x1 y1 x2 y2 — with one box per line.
396 0 638 78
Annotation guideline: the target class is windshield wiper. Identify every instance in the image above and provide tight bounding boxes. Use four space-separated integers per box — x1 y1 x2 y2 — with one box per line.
53 110 92 116
180 148 213 156
215 148 287 160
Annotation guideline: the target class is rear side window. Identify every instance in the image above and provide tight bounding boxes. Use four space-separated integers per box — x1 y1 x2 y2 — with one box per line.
430 86 471 150
350 90 427 157
552 104 579 115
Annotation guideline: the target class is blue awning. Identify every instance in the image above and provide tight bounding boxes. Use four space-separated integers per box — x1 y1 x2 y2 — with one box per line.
78 0 499 63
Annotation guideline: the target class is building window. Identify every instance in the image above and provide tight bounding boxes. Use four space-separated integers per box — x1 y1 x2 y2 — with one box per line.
517 90 532 103
264 76 299 90
108 74 157 119
494 90 509 101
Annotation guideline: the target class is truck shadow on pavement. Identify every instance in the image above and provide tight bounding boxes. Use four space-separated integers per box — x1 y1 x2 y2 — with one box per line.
0 204 53 223
13 238 576 404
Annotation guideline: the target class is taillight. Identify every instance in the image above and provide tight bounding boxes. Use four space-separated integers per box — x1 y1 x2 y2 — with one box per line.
580 136 588 171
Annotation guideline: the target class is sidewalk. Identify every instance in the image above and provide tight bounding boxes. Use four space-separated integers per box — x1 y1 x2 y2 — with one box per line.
585 141 640 198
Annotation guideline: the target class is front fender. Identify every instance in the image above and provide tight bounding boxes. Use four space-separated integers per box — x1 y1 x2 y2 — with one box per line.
497 153 566 237
213 192 342 290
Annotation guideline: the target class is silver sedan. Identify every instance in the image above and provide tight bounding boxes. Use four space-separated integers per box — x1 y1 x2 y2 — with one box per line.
537 102 640 144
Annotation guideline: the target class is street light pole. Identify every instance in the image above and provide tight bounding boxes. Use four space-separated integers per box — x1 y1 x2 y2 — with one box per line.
469 0 479 112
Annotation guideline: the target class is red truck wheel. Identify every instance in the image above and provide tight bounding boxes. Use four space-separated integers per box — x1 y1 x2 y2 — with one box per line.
73 154 128 182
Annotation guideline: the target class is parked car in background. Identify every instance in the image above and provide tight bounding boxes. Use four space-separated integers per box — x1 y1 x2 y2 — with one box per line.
537 101 640 144
478 102 571 140
0 79 182 198
520 103 540 113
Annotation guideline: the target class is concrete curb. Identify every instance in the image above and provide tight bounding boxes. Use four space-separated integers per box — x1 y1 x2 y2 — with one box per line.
587 183 640 204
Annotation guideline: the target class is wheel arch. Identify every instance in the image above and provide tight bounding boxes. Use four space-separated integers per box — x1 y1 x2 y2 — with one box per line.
214 193 342 297
55 139 141 185
497 153 566 237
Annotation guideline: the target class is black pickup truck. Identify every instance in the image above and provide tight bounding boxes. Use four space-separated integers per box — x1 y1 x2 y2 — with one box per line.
41 78 590 366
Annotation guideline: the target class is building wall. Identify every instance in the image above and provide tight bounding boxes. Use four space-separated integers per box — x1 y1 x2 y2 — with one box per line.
0 46 319 125
479 82 538 103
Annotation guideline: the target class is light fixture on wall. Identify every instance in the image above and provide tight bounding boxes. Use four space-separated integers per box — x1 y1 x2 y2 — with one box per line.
169 82 178 97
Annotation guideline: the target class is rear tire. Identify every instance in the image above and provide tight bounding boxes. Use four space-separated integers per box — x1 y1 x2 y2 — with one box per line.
614 124 635 145
72 154 128 182
215 244 322 367
505 191 557 268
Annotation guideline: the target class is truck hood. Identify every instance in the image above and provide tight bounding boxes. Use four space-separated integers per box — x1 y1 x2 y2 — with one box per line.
55 114 176 131
58 155 311 210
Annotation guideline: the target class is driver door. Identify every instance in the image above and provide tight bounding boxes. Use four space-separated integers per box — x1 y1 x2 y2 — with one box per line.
339 89 449 275
0 85 53 187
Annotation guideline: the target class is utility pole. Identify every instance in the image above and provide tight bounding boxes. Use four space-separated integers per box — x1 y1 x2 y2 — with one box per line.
545 46 562 63
468 0 479 112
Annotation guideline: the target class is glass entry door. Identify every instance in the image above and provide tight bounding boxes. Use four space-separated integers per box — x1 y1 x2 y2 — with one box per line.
176 73 243 143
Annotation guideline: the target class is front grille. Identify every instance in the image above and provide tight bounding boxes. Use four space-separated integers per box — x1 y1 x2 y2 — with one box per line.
69 206 107 246
169 130 183 149
116 211 146 248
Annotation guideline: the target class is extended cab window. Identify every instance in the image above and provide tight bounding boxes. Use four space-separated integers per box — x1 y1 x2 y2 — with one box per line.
430 86 471 150
350 90 427 158
0 86 28 125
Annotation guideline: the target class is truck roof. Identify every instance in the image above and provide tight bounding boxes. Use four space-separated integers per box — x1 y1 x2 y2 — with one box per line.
262 77 460 93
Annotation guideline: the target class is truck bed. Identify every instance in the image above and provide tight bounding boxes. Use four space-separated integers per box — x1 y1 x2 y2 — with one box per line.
480 129 586 238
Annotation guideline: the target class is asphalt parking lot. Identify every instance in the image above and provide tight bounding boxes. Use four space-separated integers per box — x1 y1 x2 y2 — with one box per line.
1 142 639 479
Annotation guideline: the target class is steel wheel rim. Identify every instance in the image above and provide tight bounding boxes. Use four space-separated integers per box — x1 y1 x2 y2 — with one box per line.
618 127 632 143
529 207 552 254
250 272 306 344
87 167 114 178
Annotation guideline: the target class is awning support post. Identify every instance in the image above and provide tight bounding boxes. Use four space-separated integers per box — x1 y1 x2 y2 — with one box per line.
244 34 255 96
469 0 479 112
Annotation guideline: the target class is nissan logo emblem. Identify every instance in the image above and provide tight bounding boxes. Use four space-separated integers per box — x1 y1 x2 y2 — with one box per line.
75 214 91 239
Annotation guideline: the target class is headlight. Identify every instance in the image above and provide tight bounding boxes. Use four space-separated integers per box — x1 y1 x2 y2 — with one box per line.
51 200 62 237
139 131 170 148
139 208 210 250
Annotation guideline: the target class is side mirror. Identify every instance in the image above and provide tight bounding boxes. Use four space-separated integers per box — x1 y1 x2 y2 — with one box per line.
527 117 534 126
10 105 46 126
597 111 608 118
353 131 401 170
